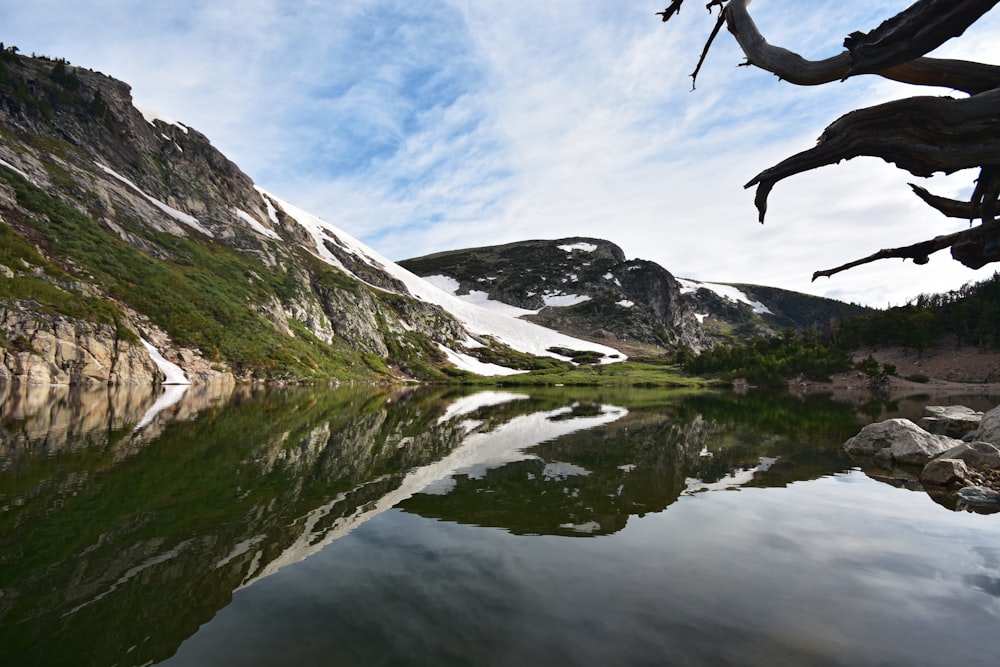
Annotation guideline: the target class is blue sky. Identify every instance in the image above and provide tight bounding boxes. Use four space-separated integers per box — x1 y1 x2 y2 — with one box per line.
3 0 999 307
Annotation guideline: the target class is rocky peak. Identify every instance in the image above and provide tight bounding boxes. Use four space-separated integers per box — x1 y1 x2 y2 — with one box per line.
400 237 709 353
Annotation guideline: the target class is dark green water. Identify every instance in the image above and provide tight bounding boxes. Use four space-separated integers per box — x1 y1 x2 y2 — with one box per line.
1 383 998 666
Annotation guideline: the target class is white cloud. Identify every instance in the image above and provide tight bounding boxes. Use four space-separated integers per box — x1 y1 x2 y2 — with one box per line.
3 0 999 307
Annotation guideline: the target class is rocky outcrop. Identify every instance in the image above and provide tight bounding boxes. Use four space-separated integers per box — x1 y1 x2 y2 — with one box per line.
919 405 983 439
845 405 1000 513
844 418 960 466
1 305 158 385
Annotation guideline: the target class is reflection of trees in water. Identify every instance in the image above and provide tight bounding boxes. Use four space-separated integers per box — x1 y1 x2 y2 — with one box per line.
402 390 866 536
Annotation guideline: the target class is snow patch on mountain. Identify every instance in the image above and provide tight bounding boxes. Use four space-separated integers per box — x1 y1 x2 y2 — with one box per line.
96 162 213 237
424 275 538 318
542 293 591 308
558 242 598 253
260 190 625 372
134 103 189 134
234 208 280 240
678 278 773 315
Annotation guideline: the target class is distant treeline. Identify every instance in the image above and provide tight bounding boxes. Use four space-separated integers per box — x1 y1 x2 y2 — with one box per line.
684 272 1000 386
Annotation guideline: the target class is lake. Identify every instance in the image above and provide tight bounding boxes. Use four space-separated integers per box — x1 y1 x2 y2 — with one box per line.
2 382 999 666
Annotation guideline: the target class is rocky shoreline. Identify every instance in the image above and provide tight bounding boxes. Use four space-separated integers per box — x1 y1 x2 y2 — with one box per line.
844 404 1000 514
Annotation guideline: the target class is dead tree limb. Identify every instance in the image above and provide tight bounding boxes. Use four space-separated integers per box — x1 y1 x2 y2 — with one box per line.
843 0 998 76
745 89 1000 222
690 9 727 89
659 0 1000 277
909 183 981 219
723 0 1000 94
813 222 1000 279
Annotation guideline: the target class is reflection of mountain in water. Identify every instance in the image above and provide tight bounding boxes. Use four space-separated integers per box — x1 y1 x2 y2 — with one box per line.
0 386 864 667
400 392 860 536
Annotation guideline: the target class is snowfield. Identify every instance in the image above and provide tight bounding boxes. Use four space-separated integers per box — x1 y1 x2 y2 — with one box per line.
258 189 626 375
677 278 773 315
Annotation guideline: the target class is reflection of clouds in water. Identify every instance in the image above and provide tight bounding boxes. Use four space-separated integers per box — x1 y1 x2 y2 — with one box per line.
967 545 1000 600
174 477 1000 667
965 574 1000 598
973 545 1000 569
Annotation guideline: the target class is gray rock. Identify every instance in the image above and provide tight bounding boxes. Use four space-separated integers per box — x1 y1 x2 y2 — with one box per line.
921 405 983 439
976 406 1000 446
936 441 1000 471
920 458 972 487
844 418 961 466
955 485 1000 512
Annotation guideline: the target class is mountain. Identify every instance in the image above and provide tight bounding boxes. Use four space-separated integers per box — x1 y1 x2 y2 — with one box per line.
0 50 622 385
0 50 866 386
400 238 869 355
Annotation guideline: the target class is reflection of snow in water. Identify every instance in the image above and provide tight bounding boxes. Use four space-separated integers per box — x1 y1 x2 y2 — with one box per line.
559 521 602 534
239 400 628 589
435 391 528 424
685 457 778 494
133 384 189 432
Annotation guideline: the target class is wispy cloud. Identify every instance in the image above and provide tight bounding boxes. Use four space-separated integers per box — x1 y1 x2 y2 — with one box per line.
3 0 998 306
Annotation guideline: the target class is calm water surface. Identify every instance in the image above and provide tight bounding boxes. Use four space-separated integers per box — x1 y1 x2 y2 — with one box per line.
1 382 998 666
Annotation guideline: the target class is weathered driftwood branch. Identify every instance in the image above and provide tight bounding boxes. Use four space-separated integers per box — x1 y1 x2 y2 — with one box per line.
909 183 980 219
655 0 685 23
843 0 998 76
690 9 727 89
659 0 1000 276
813 222 1000 279
745 89 1000 222
723 0 1000 94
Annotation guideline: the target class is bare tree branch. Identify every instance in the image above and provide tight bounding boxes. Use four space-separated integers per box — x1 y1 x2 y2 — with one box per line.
656 0 686 23
813 220 1000 279
909 183 980 219
971 165 1000 224
878 58 1000 96
690 9 727 90
660 0 1000 278
812 232 965 281
723 0 1000 94
844 0 999 76
745 89 1000 222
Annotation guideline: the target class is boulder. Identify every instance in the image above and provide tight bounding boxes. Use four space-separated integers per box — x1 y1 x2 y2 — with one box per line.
919 405 983 439
936 441 1000 471
920 458 973 487
844 418 961 466
976 406 1000 446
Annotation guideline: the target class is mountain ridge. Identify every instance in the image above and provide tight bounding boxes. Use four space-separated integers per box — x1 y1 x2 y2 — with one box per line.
1 49 865 385
400 238 869 355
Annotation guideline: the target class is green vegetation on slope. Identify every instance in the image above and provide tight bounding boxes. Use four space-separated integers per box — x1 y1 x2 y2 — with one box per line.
0 164 382 381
